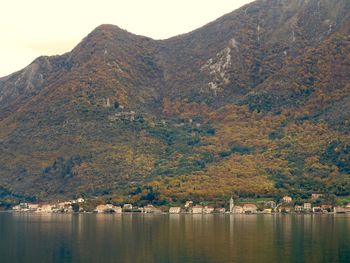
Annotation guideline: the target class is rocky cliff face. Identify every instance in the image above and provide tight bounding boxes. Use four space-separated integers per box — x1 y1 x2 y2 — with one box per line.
0 0 349 203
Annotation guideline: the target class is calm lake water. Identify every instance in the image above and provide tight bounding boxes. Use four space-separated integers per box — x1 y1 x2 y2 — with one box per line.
0 212 350 263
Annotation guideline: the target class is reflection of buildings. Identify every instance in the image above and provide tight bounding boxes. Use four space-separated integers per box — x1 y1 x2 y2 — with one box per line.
5 212 349 262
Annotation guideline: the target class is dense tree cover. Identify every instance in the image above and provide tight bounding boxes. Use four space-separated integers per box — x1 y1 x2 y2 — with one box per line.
0 0 349 204
1 95 349 204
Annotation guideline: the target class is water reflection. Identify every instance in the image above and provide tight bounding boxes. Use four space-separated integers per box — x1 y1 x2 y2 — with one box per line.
0 213 349 263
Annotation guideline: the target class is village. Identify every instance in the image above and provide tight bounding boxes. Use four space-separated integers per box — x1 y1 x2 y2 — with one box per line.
10 194 350 215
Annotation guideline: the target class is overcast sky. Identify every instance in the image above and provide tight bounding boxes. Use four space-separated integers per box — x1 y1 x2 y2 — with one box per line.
0 0 254 77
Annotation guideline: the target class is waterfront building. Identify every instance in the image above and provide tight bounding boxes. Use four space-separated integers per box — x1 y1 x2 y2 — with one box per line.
28 204 39 211
95 204 122 213
345 204 350 213
303 203 312 211
95 204 109 213
233 206 243 214
334 206 346 213
12 203 29 211
114 206 122 213
143 204 162 213
278 206 291 213
12 205 21 211
169 207 181 214
216 207 226 214
192 205 203 214
294 205 303 212
204 206 214 214
243 204 257 214
312 206 322 213
321 205 332 213
77 198 85 203
123 204 133 211
144 205 155 213
37 204 53 213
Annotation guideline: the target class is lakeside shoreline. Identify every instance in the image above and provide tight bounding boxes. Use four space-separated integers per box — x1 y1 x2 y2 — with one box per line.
1 210 341 216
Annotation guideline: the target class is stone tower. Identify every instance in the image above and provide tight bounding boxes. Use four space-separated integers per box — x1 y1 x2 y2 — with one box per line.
229 196 234 213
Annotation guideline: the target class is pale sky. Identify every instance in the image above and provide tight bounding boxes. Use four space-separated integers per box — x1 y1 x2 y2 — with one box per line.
0 0 254 77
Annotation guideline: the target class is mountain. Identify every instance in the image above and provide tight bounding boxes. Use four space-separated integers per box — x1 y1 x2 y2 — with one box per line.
0 0 349 205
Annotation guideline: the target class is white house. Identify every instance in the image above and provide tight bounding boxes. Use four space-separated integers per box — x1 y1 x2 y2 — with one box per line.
13 203 29 211
123 204 133 211
192 205 203 214
203 206 214 214
28 204 39 211
77 198 85 203
169 207 181 214
12 205 21 211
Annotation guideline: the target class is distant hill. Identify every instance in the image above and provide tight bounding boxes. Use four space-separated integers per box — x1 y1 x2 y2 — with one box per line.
0 0 349 205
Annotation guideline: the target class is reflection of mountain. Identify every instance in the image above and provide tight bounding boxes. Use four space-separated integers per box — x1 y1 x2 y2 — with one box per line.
0 0 349 202
1 214 349 262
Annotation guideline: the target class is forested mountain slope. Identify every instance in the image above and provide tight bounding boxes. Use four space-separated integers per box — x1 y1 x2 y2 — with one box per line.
0 0 349 205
